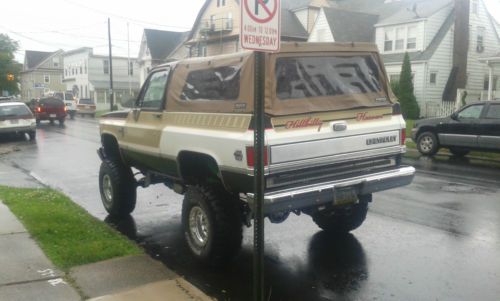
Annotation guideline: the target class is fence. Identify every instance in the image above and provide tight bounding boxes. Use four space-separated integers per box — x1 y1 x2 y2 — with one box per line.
420 89 497 118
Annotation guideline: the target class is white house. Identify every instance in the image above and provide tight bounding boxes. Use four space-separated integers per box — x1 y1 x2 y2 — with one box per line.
309 0 500 117
63 47 140 107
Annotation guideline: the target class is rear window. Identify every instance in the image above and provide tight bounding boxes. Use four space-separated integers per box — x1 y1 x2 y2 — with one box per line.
65 93 73 100
79 99 94 105
275 55 383 100
181 66 240 101
0 104 32 117
39 98 64 107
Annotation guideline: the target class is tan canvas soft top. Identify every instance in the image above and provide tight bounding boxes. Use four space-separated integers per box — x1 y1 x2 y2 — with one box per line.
166 42 395 116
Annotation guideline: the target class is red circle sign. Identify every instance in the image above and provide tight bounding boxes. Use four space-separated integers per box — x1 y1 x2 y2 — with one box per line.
244 0 278 23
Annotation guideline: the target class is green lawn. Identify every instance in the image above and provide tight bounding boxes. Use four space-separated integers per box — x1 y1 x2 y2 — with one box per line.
0 186 142 270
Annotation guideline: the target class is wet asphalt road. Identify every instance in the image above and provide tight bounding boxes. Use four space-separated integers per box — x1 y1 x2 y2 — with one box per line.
1 117 500 301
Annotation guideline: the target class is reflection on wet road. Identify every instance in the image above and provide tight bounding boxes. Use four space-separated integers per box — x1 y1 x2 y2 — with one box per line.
1 118 500 300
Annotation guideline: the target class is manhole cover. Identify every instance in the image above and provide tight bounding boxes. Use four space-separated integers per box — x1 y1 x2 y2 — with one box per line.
440 183 478 193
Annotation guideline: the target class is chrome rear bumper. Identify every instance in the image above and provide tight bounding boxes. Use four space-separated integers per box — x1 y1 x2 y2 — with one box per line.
247 166 415 214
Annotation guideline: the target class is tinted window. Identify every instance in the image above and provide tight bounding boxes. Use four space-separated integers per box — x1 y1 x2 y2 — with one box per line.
486 104 500 119
181 66 240 101
54 92 64 100
275 55 383 100
0 104 32 117
140 69 169 110
39 98 64 108
458 104 484 119
79 99 94 105
65 93 73 100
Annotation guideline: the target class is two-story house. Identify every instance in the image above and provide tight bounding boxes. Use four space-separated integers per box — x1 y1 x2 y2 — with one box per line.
137 29 188 84
308 0 500 117
185 0 314 57
20 50 65 100
63 47 140 108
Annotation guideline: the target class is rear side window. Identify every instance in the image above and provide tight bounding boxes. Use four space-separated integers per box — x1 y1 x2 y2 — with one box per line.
79 99 94 105
181 66 240 101
486 104 500 119
275 55 383 100
40 98 64 107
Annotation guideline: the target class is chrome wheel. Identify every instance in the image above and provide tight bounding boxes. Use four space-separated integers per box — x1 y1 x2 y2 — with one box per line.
419 135 434 153
189 206 209 247
102 174 113 206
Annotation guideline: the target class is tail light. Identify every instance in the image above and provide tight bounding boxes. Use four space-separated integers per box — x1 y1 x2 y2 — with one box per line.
64 106 68 112
246 146 269 167
401 128 406 146
36 107 42 113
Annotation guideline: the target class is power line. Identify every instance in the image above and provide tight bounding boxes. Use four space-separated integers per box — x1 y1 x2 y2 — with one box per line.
61 0 192 31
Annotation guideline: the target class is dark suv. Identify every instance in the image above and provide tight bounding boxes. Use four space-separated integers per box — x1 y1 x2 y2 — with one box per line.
34 97 67 125
412 101 500 156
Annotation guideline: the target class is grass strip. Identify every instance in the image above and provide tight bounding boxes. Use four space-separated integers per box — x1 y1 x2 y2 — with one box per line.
0 186 142 270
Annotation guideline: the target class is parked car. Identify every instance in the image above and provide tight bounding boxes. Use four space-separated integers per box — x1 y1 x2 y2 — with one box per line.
54 91 77 119
77 98 96 117
35 97 67 125
0 101 36 140
412 101 500 156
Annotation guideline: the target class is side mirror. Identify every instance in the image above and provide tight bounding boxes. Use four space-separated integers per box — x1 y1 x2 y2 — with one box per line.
451 112 459 120
121 95 136 108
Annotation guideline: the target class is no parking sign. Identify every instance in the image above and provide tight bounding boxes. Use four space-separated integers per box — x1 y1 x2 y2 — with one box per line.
241 0 281 52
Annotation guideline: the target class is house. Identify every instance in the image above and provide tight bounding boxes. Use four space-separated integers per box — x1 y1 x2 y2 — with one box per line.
309 0 500 117
20 50 65 99
137 29 189 84
185 0 314 57
63 47 140 107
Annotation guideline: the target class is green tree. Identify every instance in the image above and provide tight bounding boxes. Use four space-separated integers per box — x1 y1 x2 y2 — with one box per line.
0 34 21 95
396 52 420 119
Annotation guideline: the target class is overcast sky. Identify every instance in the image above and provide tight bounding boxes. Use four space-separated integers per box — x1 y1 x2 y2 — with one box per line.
2 0 500 63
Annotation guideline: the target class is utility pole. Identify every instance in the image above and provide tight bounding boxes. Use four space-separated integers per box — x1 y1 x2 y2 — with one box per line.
127 22 132 96
107 18 114 111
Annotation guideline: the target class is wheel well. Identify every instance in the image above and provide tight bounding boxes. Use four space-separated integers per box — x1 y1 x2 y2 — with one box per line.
417 126 439 142
178 152 222 186
101 134 122 161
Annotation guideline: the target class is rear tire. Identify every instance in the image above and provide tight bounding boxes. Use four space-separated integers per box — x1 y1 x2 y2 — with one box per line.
36 119 40 125
182 185 243 266
59 118 65 125
417 131 439 156
99 159 137 216
28 131 36 141
449 147 469 157
312 194 371 234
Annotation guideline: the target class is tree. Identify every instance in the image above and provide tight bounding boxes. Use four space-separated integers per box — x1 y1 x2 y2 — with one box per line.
0 34 21 95
395 52 420 119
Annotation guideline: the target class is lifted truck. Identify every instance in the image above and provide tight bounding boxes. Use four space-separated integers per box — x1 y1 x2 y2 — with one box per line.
97 43 415 266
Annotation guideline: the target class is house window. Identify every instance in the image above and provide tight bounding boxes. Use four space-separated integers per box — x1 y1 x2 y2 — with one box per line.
80 66 83 74
430 72 437 85
407 26 417 49
84 62 87 74
72 68 75 75
389 74 400 83
395 27 405 50
484 75 498 90
44 75 50 84
103 60 109 74
472 0 478 14
129 62 134 76
226 12 233 30
217 0 220 7
222 0 226 5
477 26 485 52
85 85 88 98
384 29 394 51
53 57 59 68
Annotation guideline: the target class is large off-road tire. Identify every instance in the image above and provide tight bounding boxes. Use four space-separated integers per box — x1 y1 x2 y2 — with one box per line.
312 194 371 234
449 147 470 157
99 159 137 216
182 185 243 266
416 131 439 156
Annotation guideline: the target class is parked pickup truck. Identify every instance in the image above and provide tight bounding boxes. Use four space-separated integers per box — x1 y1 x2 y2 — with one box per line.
97 43 415 266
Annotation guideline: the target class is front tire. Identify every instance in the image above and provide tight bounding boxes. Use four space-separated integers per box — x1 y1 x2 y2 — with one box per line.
417 131 439 156
99 159 137 216
312 194 371 234
28 131 36 141
182 185 242 266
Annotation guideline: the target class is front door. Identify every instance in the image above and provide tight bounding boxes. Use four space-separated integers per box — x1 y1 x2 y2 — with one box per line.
478 103 500 149
122 68 170 172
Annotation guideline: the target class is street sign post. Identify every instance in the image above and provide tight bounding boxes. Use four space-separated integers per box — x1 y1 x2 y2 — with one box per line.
241 1 280 300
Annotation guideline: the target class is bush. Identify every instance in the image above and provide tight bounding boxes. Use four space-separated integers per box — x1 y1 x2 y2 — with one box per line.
396 53 420 119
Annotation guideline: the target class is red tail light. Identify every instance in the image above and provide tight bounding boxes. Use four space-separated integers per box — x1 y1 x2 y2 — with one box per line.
64 106 68 112
401 128 406 146
246 146 269 167
36 107 42 113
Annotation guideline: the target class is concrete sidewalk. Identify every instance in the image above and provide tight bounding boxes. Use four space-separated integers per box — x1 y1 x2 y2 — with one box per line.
0 202 214 301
